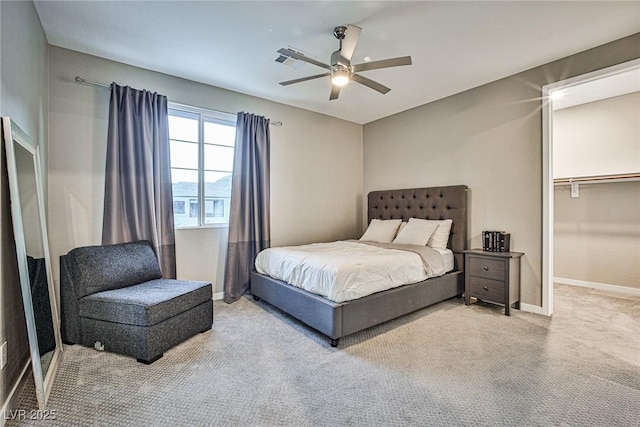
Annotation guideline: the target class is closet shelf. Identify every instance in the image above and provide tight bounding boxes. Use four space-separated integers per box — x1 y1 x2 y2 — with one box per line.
554 172 640 186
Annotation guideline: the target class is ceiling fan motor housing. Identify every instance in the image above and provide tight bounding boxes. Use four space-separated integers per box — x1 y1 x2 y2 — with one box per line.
331 50 351 69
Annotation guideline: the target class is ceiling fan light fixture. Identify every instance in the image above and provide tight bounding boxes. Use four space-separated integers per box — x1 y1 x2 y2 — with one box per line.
277 24 412 100
331 66 350 86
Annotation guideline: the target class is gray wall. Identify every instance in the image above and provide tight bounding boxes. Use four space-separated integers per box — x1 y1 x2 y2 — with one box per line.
363 33 640 307
553 93 640 290
47 46 363 298
0 0 48 410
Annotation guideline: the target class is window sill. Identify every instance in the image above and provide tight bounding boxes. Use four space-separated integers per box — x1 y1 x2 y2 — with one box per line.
175 223 229 231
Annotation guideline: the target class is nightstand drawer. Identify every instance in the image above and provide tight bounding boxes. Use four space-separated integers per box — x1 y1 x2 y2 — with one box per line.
468 256 505 280
469 276 505 304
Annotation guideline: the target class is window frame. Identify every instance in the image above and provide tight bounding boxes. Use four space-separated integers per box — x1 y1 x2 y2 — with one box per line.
168 102 236 229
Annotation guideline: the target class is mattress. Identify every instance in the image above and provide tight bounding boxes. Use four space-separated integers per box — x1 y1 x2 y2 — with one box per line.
436 247 454 272
254 241 453 303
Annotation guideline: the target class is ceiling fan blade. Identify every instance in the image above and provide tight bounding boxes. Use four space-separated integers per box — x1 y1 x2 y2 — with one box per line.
352 56 412 73
351 73 391 94
277 48 331 70
279 73 330 86
329 85 341 100
340 25 362 61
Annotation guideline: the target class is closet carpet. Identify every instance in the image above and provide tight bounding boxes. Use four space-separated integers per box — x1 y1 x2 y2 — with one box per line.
8 284 640 426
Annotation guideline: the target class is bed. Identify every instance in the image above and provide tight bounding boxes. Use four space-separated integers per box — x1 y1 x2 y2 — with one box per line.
250 185 468 346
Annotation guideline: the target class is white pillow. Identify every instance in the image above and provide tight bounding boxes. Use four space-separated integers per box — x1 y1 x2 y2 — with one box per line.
427 219 453 249
392 218 439 246
360 219 402 243
397 222 407 234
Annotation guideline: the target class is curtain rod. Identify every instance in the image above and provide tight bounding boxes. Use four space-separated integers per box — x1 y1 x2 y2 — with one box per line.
74 76 283 127
554 173 640 185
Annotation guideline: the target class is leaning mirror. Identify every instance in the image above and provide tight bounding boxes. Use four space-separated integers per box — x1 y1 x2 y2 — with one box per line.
2 117 62 408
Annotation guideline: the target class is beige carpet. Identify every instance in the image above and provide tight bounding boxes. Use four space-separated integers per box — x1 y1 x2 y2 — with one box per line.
8 284 640 426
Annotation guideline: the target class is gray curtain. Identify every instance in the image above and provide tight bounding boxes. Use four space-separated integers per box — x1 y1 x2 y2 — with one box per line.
224 112 270 303
102 84 176 278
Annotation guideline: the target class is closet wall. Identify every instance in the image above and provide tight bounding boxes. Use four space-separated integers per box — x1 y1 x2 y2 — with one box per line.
553 92 640 291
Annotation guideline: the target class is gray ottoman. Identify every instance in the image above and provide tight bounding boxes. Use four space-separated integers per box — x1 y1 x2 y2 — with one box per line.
61 240 213 363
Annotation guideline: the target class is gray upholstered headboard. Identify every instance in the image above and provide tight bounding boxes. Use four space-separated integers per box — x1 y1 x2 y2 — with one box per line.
367 185 469 271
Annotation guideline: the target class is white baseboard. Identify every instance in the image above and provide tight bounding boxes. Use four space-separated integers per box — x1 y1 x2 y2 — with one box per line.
212 292 224 301
519 303 544 315
0 361 31 427
555 277 640 297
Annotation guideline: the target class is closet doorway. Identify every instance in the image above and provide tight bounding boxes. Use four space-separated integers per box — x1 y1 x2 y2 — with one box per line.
542 58 640 316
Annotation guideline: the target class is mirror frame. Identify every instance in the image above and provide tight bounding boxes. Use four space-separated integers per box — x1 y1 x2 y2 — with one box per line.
2 117 62 408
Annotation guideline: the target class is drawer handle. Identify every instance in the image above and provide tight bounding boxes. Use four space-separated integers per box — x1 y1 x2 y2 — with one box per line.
483 286 489 291
483 266 489 271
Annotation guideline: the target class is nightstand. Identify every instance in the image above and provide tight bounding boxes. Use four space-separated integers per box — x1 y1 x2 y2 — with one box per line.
464 249 524 316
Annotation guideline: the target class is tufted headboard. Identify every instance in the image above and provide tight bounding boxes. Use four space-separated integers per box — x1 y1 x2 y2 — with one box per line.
367 185 469 271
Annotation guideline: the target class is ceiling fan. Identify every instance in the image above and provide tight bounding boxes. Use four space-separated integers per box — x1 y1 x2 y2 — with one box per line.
277 25 412 100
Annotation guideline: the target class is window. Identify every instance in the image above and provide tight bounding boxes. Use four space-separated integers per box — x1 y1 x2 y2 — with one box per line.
169 105 236 228
205 199 225 218
189 199 199 218
173 201 186 215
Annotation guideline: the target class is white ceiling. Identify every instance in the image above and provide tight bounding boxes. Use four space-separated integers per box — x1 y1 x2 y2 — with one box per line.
34 1 640 124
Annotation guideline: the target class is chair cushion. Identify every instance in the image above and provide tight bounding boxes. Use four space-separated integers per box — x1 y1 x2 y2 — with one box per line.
79 279 212 327
64 240 163 298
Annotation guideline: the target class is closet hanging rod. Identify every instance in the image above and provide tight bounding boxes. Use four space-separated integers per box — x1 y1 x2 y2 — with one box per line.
553 173 640 185
74 76 283 127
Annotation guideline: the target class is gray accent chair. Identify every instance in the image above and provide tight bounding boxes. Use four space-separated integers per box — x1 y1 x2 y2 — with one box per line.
60 240 213 364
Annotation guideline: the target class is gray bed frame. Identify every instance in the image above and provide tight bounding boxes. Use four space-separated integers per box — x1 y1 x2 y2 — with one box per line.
250 185 469 346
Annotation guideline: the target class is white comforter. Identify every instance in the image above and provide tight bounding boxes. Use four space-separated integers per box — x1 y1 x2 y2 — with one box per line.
254 240 446 303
